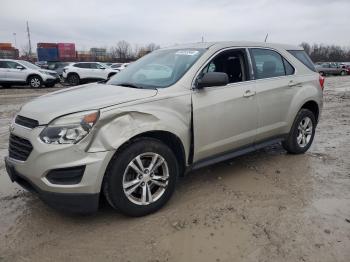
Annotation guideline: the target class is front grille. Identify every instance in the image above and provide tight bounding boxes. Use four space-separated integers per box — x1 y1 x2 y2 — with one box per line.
15 115 39 129
9 134 33 161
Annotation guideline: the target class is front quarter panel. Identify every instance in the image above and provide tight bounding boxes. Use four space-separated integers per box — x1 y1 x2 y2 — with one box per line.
87 90 192 162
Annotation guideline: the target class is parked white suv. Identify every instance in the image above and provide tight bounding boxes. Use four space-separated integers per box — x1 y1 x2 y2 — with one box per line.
0 59 60 88
5 42 323 216
62 62 119 85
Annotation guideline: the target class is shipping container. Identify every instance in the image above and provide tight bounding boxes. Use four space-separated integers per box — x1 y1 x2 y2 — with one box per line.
0 43 12 48
0 49 19 59
37 47 59 61
57 43 76 59
37 42 58 48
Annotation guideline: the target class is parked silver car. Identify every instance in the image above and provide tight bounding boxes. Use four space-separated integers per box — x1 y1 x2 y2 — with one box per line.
0 59 60 88
5 42 323 216
315 62 348 76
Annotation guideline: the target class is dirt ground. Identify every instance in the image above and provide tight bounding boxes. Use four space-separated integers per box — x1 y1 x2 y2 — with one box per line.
0 78 349 262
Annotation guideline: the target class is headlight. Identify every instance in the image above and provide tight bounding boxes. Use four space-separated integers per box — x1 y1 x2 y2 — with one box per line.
40 110 99 144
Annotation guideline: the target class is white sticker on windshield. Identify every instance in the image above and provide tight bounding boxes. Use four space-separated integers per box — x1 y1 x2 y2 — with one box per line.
175 50 199 56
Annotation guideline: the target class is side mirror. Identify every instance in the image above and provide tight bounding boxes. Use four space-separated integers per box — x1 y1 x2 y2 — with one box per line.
16 66 25 70
100 67 106 70
197 72 229 89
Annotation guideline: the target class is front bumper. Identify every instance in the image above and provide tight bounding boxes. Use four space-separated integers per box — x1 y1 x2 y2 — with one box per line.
5 157 99 213
5 124 115 213
43 77 60 85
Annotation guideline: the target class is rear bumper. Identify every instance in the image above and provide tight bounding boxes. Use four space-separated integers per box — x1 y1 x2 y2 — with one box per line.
5 157 99 214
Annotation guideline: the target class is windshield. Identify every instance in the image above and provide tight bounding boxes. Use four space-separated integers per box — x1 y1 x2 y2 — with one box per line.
20 60 41 70
107 48 205 89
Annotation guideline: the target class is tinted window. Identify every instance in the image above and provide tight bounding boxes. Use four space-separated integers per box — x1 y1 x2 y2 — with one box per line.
288 50 316 72
283 58 295 75
250 49 286 79
5 61 21 69
74 63 90 68
0 61 9 68
201 49 248 83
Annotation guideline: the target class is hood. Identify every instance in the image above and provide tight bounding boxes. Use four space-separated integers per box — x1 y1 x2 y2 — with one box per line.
19 83 158 124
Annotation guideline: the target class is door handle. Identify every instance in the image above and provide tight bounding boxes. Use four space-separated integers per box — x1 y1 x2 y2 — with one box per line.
288 81 302 88
243 90 256 98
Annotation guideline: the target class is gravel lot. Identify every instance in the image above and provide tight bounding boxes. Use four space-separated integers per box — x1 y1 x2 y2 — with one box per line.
0 78 349 262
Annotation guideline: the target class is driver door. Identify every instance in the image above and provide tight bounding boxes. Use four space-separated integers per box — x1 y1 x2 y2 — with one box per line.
192 48 258 162
5 61 26 82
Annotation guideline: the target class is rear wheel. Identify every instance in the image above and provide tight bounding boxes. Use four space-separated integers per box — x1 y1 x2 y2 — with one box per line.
28 75 42 88
340 70 346 76
67 73 80 86
103 138 179 217
282 109 316 154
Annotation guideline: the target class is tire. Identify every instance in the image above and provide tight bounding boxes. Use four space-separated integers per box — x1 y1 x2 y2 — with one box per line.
103 138 179 217
282 109 316 154
28 75 42 88
340 70 346 76
67 73 80 86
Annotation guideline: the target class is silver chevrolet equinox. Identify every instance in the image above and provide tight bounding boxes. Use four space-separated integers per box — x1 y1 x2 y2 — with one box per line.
5 42 324 216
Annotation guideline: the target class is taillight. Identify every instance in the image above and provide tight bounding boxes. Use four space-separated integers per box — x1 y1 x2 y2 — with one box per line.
319 75 325 91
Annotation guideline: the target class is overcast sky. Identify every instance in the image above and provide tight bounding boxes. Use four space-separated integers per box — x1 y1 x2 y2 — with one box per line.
0 0 349 51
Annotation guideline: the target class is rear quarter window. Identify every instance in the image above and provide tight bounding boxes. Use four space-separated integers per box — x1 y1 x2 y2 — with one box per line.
288 50 316 72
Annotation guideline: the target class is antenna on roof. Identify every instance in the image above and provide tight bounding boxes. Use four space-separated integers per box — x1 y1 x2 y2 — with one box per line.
26 21 32 56
264 33 269 43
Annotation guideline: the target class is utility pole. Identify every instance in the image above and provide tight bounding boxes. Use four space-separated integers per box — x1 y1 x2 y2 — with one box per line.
13 33 17 47
26 21 32 56
201 36 204 43
264 33 269 43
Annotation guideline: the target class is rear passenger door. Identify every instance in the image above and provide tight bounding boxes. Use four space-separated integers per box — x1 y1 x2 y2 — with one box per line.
249 48 297 142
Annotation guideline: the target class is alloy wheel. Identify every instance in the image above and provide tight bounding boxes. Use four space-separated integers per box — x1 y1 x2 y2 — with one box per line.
30 78 41 88
297 116 313 147
122 152 169 205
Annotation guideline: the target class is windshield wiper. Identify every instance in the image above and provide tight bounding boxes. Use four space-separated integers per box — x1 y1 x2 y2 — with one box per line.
117 82 142 89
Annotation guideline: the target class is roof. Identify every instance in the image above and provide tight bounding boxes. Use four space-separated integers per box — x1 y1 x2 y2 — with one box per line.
163 41 303 51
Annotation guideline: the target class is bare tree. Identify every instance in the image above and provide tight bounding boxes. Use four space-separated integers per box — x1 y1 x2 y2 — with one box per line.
146 43 160 52
115 40 132 61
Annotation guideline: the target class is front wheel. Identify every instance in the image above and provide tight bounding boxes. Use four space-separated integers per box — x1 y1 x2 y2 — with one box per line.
282 109 316 154
28 76 42 88
103 138 179 216
67 74 80 86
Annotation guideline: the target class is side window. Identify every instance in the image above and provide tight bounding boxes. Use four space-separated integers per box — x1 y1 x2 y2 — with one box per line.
201 49 248 84
250 49 287 79
90 63 99 69
283 58 295 75
6 61 21 69
0 61 9 68
73 63 82 68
